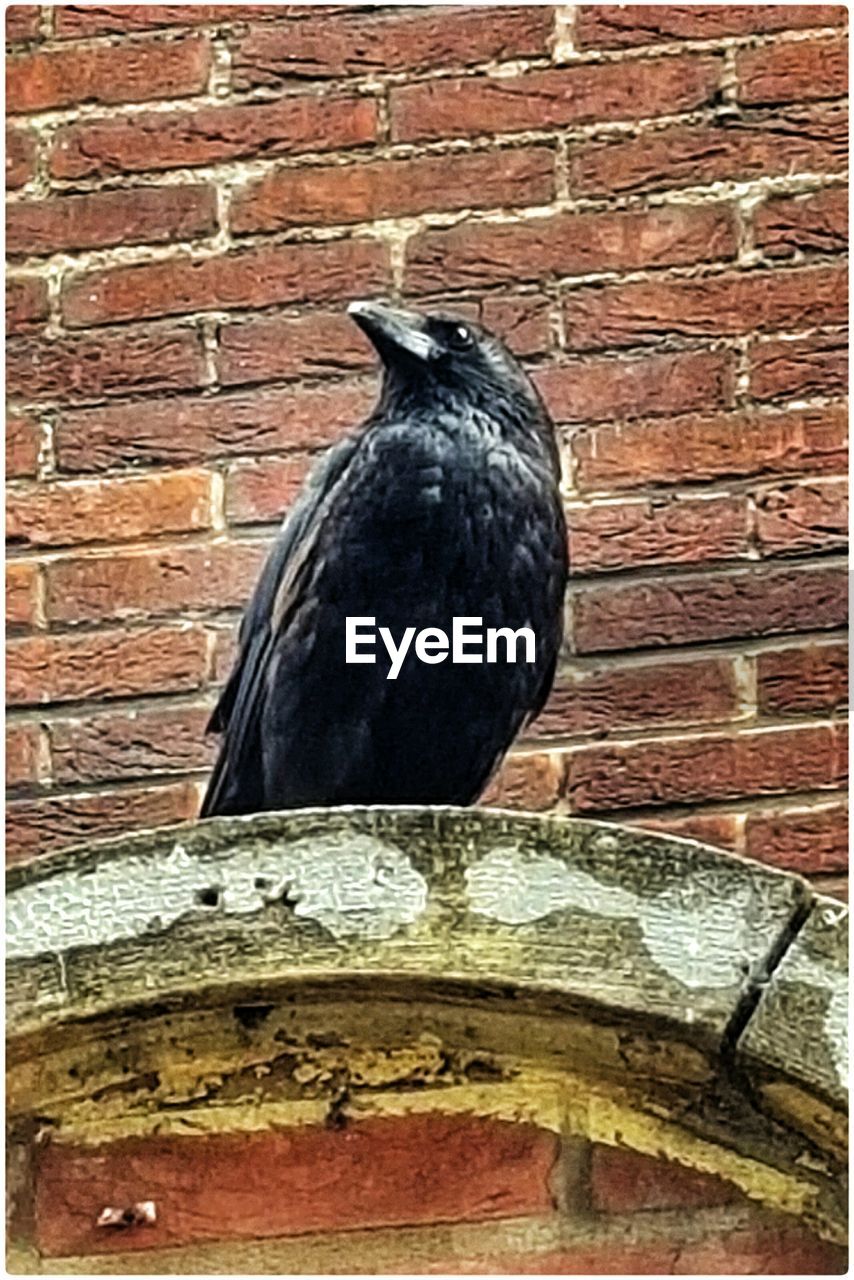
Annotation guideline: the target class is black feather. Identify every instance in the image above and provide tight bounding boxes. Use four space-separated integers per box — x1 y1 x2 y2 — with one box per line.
200 302 568 816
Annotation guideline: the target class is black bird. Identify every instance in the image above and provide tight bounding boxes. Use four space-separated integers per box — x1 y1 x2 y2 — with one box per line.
200 301 568 817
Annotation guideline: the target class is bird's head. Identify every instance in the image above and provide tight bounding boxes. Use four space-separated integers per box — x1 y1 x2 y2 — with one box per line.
348 299 551 443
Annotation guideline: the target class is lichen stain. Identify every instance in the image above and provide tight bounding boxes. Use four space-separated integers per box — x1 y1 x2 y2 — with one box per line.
465 847 760 991
7 834 428 958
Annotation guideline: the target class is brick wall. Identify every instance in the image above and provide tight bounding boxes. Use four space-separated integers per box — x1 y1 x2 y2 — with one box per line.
6 5 849 892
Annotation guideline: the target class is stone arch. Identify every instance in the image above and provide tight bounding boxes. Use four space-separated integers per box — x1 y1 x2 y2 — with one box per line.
6 808 847 1272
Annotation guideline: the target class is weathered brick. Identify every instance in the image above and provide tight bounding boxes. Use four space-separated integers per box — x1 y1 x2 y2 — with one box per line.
572 104 848 196
6 125 35 187
53 5 293 37
479 752 564 812
7 625 209 706
232 147 555 233
406 204 736 292
749 332 847 402
571 406 848 491
7 327 207 401
218 312 373 387
567 724 843 811
568 494 749 573
745 802 848 873
629 811 740 850
35 1115 557 1255
7 185 217 258
737 35 848 107
226 455 313 525
590 1145 737 1213
232 7 552 87
45 541 269 624
754 478 848 556
532 657 740 738
6 413 40 478
6 560 39 629
49 705 215 786
6 721 42 789
479 293 554 357
6 274 48 333
757 642 848 715
7 469 213 550
564 265 847 350
7 33 211 113
51 95 377 179
536 349 736 424
573 565 847 653
7 780 200 866
56 382 375 471
391 55 722 142
754 186 848 258
62 240 389 326
6 6 41 42
575 6 847 48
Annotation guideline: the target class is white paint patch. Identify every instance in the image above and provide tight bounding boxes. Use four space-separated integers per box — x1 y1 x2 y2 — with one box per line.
466 848 757 991
6 834 428 959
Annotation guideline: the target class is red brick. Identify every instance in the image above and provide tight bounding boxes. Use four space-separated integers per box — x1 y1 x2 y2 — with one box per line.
7 185 217 258
6 125 36 188
53 6 294 37
757 642 848 715
674 1225 847 1275
45 541 269 624
591 1145 737 1213
8 34 210 113
7 625 209 706
6 274 48 332
745 802 848 873
749 332 847 402
572 104 848 196
572 565 847 653
7 327 206 401
6 780 199 866
480 752 564 811
572 405 848 491
56 382 374 471
565 265 847 350
815 874 848 902
536 349 736 425
568 494 749 573
406 204 736 292
754 187 848 258
6 721 41 789
6 6 40 41
567 724 843 812
233 147 555 234
737 35 848 107
7 469 213 550
575 6 848 48
6 413 40 478
531 657 740 738
232 7 552 87
218 312 373 387
49 705 215 786
391 55 721 143
35 1115 557 1255
754 478 848 556
629 811 740 850
479 293 554 358
62 240 389 327
6 561 39 629
226 455 313 525
51 95 377 180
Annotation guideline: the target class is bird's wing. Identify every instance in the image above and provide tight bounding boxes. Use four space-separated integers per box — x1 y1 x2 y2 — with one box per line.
200 434 360 816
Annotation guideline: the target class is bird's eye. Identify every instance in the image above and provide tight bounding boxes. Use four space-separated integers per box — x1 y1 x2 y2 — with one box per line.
447 323 474 351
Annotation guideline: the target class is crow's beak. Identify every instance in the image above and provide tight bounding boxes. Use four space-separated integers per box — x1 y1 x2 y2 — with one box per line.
348 300 440 364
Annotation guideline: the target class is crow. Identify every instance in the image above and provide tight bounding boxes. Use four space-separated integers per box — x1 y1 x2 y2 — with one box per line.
200 300 567 817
